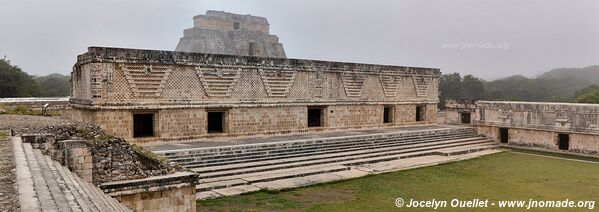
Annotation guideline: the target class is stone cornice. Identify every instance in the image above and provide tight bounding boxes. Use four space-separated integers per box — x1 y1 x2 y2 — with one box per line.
75 47 441 77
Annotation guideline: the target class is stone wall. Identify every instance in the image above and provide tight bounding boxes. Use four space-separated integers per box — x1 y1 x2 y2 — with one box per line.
59 140 94 183
67 47 440 143
69 104 438 143
476 101 599 134
443 99 477 125
101 172 198 212
113 185 196 212
0 97 69 114
227 106 305 134
471 101 599 156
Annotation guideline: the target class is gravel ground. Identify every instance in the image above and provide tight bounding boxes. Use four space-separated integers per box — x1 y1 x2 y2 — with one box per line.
0 115 109 140
0 136 18 211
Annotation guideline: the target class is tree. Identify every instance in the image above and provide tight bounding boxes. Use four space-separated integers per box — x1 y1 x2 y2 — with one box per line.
461 74 485 100
575 85 599 104
439 73 462 109
0 57 41 97
34 73 70 97
438 73 486 109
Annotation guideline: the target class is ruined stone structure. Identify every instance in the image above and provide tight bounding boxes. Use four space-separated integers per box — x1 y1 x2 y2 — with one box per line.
444 99 477 125
175 11 286 58
66 47 440 143
444 100 599 156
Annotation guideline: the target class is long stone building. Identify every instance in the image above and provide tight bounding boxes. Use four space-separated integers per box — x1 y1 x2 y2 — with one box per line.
66 47 440 143
445 100 599 155
175 10 286 58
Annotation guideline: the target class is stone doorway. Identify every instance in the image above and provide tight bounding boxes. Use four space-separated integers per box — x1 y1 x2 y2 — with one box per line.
416 105 425 122
207 111 225 133
383 106 393 124
460 112 471 124
499 128 509 143
558 133 569 150
133 113 154 138
308 107 324 127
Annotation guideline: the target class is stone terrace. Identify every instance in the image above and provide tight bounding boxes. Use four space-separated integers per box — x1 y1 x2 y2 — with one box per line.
145 125 501 199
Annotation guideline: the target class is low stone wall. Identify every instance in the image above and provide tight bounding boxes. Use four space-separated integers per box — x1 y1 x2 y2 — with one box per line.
0 97 69 114
444 99 477 125
477 125 599 156
443 100 599 156
100 172 198 212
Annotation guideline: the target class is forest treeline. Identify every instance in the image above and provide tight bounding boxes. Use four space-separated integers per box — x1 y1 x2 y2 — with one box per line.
440 65 599 108
0 58 69 98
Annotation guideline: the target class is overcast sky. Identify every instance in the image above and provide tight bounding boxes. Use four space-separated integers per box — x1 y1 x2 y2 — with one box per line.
0 0 598 79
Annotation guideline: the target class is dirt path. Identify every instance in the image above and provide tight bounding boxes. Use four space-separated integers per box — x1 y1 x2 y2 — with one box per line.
0 137 19 211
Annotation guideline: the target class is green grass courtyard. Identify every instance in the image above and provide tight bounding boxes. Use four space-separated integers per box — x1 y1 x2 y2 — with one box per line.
197 149 599 211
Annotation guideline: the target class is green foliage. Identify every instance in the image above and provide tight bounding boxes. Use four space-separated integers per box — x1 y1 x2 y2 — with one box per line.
484 66 599 102
0 57 70 97
0 131 9 141
575 85 599 104
0 104 41 115
439 73 485 109
33 73 70 97
132 144 167 164
0 57 41 97
439 66 599 105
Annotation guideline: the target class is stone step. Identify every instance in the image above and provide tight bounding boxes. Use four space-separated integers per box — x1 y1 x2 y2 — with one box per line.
197 141 492 188
52 158 100 212
42 155 83 212
22 143 60 212
52 157 130 212
162 128 477 159
435 144 499 156
196 142 498 195
171 132 477 163
192 137 489 175
180 135 481 169
161 127 477 156
69 168 114 212
196 179 249 191
12 137 41 212
175 131 477 161
31 150 71 211
200 164 351 184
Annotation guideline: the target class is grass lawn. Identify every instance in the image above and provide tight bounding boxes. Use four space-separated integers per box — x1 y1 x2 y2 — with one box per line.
197 149 599 211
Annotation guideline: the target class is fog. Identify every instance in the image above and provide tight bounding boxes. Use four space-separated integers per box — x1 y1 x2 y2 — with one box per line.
0 0 598 79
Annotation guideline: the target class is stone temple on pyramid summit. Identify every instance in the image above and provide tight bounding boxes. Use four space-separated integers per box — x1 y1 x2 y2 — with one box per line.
175 10 287 58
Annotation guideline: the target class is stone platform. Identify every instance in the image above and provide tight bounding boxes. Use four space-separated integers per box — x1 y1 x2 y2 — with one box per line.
146 125 501 200
145 125 462 151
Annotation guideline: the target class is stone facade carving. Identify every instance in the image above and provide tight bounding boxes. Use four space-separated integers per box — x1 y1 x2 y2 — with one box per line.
196 66 241 97
122 65 172 98
379 74 402 97
259 68 297 97
67 47 440 143
412 75 432 97
341 72 367 97
175 10 286 58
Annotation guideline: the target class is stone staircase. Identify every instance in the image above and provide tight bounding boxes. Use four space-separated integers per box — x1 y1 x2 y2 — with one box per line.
12 137 131 212
154 127 499 199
